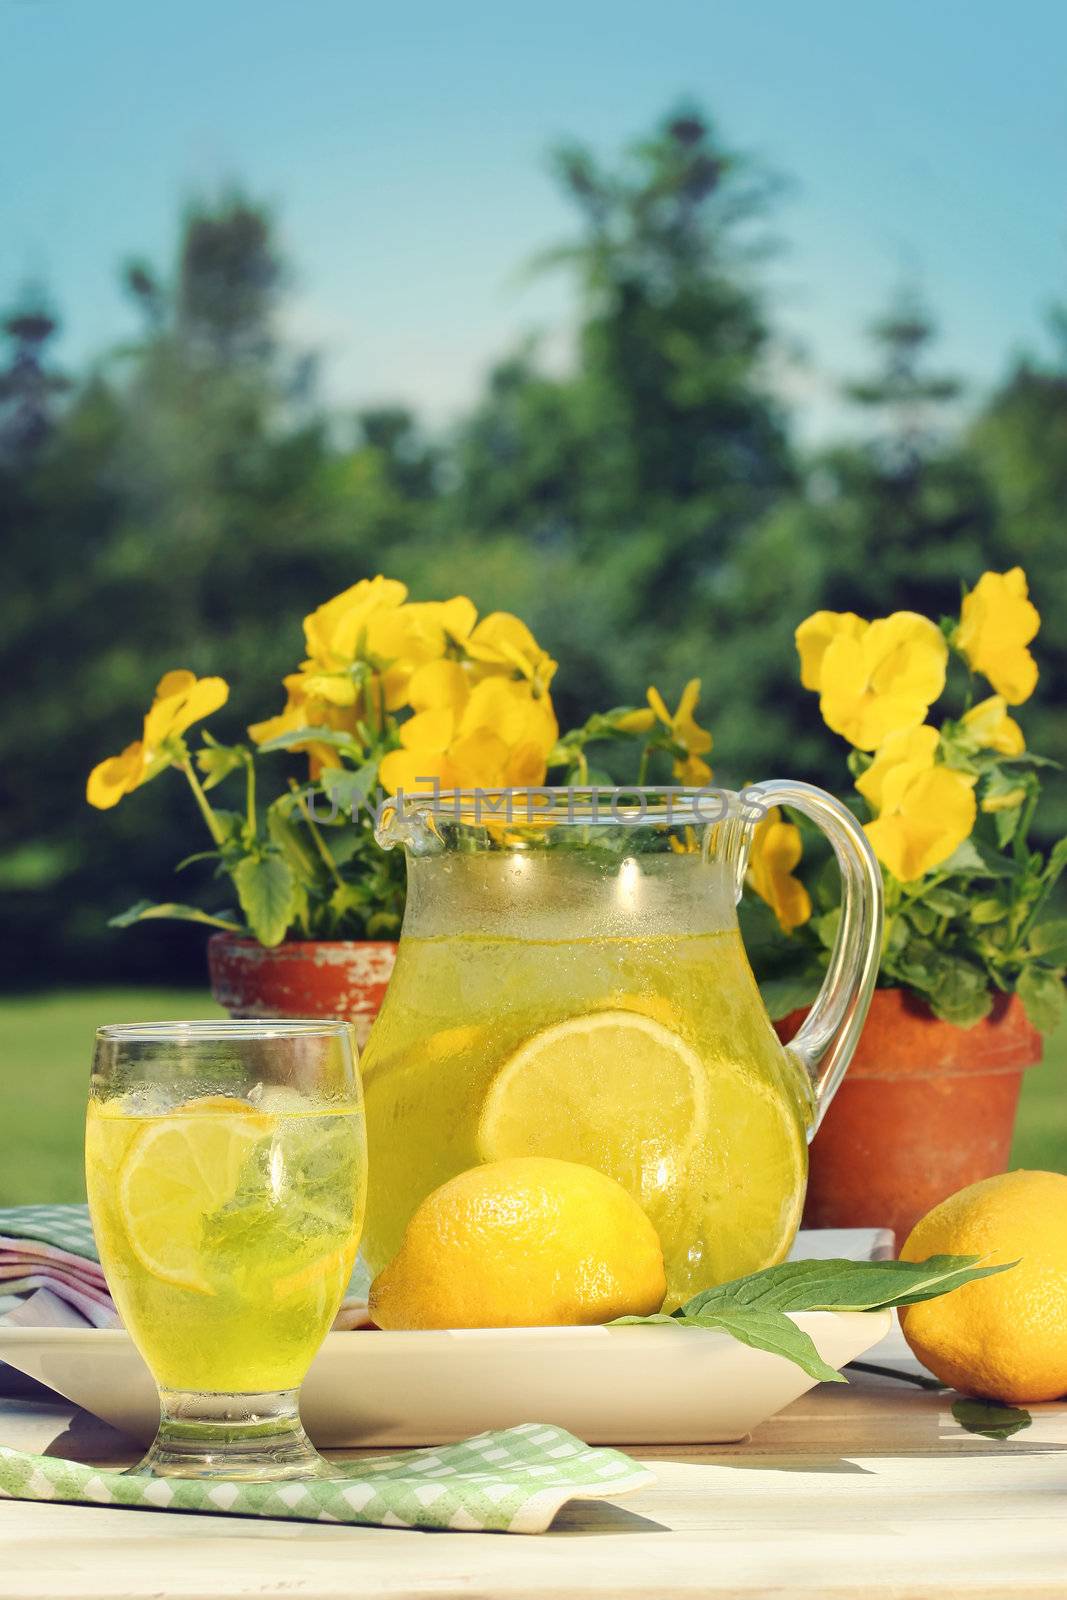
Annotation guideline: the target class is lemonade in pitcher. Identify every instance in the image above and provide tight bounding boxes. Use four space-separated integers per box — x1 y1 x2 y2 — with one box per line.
361 787 881 1308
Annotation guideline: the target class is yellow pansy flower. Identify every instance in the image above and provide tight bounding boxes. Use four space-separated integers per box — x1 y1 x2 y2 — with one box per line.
379 675 559 796
465 612 558 695
794 611 867 692
809 611 948 751
954 567 1040 704
746 807 811 933
87 671 229 809
248 672 359 776
298 579 477 715
302 576 409 668
959 695 1025 757
857 727 977 882
646 679 713 785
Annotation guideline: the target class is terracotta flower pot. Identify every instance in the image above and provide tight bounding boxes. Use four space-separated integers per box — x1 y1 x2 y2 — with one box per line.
776 987 1043 1246
207 933 398 1050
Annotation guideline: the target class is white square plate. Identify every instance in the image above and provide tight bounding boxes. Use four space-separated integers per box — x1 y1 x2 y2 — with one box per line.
0 1230 893 1446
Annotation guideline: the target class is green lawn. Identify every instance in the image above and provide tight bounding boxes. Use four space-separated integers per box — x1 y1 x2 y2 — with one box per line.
0 989 1064 1206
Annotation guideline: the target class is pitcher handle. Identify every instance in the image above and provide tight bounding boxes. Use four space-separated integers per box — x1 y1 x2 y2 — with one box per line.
748 780 883 1130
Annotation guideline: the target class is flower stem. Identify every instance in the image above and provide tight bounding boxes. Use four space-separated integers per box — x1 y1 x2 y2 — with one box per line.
245 755 257 835
289 780 344 887
180 759 226 847
637 744 651 786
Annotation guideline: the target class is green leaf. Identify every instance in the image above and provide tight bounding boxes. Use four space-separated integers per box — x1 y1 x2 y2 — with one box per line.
907 905 937 935
1016 965 1065 1034
681 1308 844 1384
969 898 1008 925
254 725 360 756
266 803 320 882
918 887 970 916
940 838 1016 878
680 1255 1015 1317
195 740 248 790
231 855 298 947
612 1306 841 1384
951 1398 1032 1440
1028 918 1067 966
108 900 243 933
759 970 824 1022
319 760 379 815
612 1257 1015 1387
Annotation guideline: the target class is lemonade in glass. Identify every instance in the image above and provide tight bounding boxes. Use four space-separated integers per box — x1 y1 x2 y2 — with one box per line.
86 1020 366 1479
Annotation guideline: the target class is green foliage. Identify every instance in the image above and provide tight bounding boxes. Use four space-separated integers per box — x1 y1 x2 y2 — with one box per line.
1 106 1065 1001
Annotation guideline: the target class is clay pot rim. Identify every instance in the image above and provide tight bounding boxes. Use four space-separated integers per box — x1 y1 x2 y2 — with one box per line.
207 931 399 956
777 984 1043 1082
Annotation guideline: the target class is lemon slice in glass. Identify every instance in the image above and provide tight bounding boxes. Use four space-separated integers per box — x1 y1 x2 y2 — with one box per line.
477 1010 709 1198
118 1099 274 1293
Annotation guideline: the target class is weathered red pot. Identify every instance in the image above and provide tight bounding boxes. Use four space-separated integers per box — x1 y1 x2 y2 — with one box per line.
776 987 1043 1246
207 933 397 1049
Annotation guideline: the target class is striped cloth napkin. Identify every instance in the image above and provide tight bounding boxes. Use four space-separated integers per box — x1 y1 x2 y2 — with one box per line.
0 1206 117 1329
0 1205 375 1331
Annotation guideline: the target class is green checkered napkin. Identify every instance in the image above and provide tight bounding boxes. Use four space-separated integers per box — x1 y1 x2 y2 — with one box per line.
0 1424 653 1534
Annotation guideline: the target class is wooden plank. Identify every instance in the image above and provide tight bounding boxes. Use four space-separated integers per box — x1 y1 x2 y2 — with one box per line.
1 1382 1065 1600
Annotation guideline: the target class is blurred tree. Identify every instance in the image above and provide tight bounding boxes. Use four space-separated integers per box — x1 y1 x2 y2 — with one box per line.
454 109 794 583
0 294 70 459
969 310 1067 827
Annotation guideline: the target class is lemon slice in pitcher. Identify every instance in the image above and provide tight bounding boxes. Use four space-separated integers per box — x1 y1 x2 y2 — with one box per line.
477 1010 709 1195
118 1100 273 1293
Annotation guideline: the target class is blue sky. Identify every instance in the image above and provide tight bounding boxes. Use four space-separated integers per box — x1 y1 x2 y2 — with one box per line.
3 0 1065 436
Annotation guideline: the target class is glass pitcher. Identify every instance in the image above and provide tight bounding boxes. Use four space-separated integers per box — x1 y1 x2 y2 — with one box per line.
361 784 882 1307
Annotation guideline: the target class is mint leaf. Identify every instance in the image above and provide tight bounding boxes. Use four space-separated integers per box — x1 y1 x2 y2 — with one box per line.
612 1306 842 1385
679 1255 1014 1317
951 1398 1032 1440
611 1257 1017 1386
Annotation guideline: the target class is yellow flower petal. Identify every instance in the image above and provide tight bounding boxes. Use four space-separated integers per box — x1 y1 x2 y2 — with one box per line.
407 659 471 714
466 612 557 690
646 686 672 726
613 707 657 734
864 766 977 882
981 785 1027 814
447 727 512 788
399 707 456 753
746 808 812 933
955 567 1040 705
143 674 229 748
794 611 867 692
960 695 1025 757
378 748 452 795
86 742 145 809
303 576 408 666
855 726 940 813
818 613 947 750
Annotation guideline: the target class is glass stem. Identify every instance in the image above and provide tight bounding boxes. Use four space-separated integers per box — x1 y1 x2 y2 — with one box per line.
136 1389 327 1481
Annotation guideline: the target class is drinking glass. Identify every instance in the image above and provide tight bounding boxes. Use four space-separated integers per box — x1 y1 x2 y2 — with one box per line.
85 1019 366 1480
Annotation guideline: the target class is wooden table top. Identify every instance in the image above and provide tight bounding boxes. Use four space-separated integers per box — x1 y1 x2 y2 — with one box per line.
1 1371 1065 1600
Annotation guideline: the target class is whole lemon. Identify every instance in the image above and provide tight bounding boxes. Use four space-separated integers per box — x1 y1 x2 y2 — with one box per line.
899 1170 1067 1403
368 1156 666 1330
